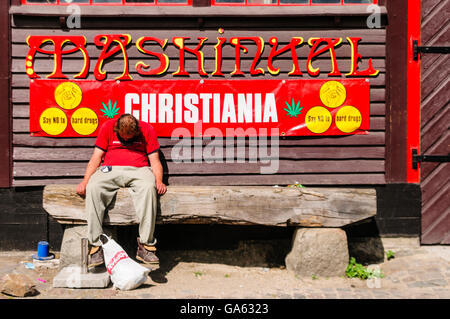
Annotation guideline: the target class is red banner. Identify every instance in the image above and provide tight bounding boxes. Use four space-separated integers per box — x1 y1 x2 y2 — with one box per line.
29 79 370 137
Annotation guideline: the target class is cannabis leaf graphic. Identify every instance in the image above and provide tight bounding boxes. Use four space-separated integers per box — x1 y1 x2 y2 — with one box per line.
100 100 120 119
284 98 303 118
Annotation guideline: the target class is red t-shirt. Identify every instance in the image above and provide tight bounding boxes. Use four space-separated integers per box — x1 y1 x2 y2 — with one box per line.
95 119 160 167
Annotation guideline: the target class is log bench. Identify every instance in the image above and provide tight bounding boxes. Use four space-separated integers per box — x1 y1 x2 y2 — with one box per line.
43 185 377 276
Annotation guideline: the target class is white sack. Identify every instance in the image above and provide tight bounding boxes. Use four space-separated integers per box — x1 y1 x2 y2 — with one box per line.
101 234 150 291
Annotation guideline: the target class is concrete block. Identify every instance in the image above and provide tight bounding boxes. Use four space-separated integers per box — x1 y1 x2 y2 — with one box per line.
285 228 349 277
59 225 116 269
53 265 110 288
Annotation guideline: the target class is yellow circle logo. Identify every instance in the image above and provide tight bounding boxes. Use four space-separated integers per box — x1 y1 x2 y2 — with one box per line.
71 108 99 136
305 106 332 134
54 82 82 110
39 108 68 136
319 81 347 108
335 106 363 133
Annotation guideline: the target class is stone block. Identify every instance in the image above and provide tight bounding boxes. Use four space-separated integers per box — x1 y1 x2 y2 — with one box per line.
53 265 110 288
285 228 349 277
59 225 116 269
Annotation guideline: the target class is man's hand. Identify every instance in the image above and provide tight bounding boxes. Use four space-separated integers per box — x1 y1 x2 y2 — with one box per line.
76 181 88 197
148 151 167 196
156 180 167 195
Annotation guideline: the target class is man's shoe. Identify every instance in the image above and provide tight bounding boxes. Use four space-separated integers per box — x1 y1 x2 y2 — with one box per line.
88 246 104 268
136 238 159 265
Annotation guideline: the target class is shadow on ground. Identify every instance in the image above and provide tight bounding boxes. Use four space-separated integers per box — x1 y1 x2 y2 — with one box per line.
116 222 387 284
116 224 295 283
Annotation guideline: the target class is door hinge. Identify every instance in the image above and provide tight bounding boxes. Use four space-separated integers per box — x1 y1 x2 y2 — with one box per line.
413 40 450 61
412 149 450 169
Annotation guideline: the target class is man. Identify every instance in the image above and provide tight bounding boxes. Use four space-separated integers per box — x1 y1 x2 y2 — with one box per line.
76 113 167 268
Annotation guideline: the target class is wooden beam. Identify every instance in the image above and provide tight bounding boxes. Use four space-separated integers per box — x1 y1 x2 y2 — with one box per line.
13 173 387 187
43 185 376 227
10 5 387 18
385 0 408 182
13 131 387 148
14 160 386 177
0 0 12 187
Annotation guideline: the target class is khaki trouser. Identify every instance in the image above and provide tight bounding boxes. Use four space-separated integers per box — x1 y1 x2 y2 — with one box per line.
85 166 158 247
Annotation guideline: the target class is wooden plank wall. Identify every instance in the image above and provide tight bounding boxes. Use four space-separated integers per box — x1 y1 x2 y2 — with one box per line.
420 0 450 244
11 22 387 187
0 0 11 188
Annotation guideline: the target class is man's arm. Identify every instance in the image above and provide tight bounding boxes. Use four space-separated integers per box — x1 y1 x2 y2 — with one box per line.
76 147 105 197
148 151 167 195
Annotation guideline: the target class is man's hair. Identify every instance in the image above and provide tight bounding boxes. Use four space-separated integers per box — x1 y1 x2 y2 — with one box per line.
113 114 141 137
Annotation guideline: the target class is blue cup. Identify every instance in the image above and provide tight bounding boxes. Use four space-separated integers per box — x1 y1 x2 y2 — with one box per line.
37 241 49 258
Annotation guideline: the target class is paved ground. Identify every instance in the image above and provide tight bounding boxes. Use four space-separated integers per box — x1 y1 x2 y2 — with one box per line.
0 238 449 300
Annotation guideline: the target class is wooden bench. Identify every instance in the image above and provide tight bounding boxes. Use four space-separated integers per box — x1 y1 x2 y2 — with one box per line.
43 185 376 227
44 185 377 276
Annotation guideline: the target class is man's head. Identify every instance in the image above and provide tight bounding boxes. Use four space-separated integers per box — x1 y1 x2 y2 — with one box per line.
113 114 140 142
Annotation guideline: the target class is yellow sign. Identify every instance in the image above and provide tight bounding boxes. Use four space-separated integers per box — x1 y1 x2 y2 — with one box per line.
319 81 347 108
305 106 332 134
70 108 99 136
39 108 68 136
335 106 363 133
54 82 83 110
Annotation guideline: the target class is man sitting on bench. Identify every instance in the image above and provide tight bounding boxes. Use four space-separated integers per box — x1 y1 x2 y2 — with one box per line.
76 113 167 268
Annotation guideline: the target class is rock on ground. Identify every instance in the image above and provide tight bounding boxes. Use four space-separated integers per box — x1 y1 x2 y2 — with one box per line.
285 228 349 277
1 273 39 297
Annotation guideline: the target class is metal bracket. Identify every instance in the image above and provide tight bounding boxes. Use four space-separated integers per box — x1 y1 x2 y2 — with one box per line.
412 149 450 169
81 238 88 274
413 40 450 61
